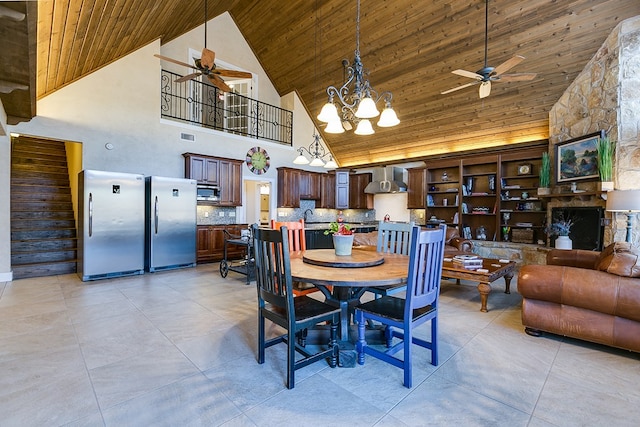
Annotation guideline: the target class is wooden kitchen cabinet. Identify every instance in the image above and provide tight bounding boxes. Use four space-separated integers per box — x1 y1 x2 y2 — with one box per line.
197 224 247 263
407 168 427 209
277 167 301 208
349 172 373 209
318 173 336 209
299 171 322 200
183 153 243 206
183 153 219 185
218 159 242 206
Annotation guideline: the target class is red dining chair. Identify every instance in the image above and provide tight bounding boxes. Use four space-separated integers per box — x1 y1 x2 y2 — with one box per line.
252 224 339 389
355 224 446 388
270 219 326 297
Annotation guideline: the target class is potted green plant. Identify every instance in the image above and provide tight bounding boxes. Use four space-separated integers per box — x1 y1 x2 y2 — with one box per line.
597 137 615 191
325 222 354 256
538 152 551 195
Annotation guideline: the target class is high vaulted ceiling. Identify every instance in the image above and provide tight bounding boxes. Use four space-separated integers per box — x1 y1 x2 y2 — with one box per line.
2 1 639 166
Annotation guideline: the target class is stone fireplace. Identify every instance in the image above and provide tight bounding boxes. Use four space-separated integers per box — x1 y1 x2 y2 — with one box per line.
551 206 605 251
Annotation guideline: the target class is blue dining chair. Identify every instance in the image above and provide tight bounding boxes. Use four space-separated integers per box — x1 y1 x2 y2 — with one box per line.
355 224 446 388
368 220 415 297
252 224 340 389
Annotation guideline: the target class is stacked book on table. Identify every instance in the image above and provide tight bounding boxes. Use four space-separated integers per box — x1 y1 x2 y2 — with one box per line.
452 255 483 269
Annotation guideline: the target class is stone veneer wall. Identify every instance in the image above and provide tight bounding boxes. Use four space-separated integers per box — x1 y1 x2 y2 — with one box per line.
549 16 640 247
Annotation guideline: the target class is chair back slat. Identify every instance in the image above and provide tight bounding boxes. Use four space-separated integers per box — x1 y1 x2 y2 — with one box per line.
405 225 446 318
376 221 415 255
270 219 306 252
252 225 294 312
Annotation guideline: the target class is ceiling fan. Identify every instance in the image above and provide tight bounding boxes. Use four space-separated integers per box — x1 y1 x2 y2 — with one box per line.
153 1 251 93
441 0 536 98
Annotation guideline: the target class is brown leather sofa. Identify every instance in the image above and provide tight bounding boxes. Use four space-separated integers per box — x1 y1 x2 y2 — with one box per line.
518 247 640 353
353 226 473 255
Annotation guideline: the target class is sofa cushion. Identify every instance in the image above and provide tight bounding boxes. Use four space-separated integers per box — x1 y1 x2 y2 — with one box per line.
596 242 640 277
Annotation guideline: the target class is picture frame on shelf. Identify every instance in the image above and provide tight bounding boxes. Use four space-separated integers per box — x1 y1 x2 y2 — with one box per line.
555 130 605 183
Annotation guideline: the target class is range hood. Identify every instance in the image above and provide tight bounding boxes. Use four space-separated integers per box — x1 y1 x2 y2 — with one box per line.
364 166 408 194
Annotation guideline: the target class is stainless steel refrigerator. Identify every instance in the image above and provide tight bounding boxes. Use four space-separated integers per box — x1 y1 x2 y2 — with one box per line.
145 176 197 272
78 170 145 281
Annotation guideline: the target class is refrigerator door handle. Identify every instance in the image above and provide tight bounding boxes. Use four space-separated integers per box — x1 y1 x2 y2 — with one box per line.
154 196 159 234
88 192 93 237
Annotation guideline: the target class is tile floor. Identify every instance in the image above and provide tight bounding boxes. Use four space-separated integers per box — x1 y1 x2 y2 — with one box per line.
1 264 639 427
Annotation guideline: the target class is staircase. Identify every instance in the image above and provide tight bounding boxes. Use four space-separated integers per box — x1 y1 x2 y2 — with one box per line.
10 137 77 279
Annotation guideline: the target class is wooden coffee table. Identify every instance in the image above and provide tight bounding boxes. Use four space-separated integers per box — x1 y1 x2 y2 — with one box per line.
441 257 516 312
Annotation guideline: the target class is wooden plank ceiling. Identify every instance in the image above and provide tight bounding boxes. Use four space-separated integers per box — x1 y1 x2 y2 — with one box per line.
2 0 639 167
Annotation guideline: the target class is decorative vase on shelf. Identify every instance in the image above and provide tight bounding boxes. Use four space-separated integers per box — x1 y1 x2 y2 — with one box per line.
333 234 354 256
555 235 572 250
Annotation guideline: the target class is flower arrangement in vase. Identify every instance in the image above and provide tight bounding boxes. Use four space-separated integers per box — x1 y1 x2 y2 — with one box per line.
325 222 354 256
597 136 615 191
546 215 574 250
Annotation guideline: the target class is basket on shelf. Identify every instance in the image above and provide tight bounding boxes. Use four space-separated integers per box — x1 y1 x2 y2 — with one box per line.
511 228 534 243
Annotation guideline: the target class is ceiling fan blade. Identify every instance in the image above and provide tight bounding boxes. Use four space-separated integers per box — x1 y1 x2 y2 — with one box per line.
497 73 537 82
200 48 216 70
207 74 232 93
452 69 483 80
441 81 479 95
479 81 491 98
215 69 253 79
493 55 525 76
154 54 197 70
175 73 202 83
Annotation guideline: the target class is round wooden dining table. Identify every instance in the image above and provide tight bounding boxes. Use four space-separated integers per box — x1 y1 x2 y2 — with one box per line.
289 248 409 366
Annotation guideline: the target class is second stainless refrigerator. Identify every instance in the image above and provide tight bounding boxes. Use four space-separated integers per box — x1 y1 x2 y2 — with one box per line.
145 176 197 272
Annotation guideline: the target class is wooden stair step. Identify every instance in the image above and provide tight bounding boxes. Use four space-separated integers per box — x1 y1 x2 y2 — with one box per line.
11 177 70 187
11 249 77 265
11 261 77 279
11 219 76 229
12 228 77 240
12 238 77 252
10 201 74 211
11 210 75 220
11 164 70 174
11 184 72 194
11 192 72 202
11 154 67 164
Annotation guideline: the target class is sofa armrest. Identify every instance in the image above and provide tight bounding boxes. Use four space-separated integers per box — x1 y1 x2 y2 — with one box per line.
448 237 473 253
546 249 600 269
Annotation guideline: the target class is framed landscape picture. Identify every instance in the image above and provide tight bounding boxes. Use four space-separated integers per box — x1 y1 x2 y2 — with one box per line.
555 130 605 183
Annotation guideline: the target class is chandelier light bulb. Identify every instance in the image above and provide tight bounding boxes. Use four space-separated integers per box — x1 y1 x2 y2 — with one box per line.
377 106 400 127
325 119 345 133
293 152 310 164
317 102 340 123
324 156 338 169
354 119 375 135
309 157 325 167
354 96 379 119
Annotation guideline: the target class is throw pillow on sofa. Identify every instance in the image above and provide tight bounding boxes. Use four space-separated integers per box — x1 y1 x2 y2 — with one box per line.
596 242 640 277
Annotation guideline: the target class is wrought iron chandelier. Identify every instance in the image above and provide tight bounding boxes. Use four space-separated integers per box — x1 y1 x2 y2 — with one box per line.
317 0 400 135
293 132 338 168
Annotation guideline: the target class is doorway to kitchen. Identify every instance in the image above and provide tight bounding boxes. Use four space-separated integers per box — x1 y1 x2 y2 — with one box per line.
243 179 272 226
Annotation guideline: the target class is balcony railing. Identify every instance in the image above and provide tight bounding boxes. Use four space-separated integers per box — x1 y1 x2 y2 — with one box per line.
160 70 293 146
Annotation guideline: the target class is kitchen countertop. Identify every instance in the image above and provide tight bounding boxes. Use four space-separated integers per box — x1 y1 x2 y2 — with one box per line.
304 222 378 231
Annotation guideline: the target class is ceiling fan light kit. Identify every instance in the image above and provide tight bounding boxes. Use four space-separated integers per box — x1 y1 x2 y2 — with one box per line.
441 0 536 98
317 0 399 135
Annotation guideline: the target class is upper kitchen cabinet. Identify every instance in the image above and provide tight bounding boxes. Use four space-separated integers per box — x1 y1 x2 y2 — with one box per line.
218 159 243 206
319 173 336 209
349 173 373 209
407 168 427 209
184 153 219 185
335 171 349 209
277 167 301 208
184 153 243 206
299 171 322 200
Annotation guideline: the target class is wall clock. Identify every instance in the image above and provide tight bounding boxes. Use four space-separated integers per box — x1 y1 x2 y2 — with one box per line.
246 146 270 175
